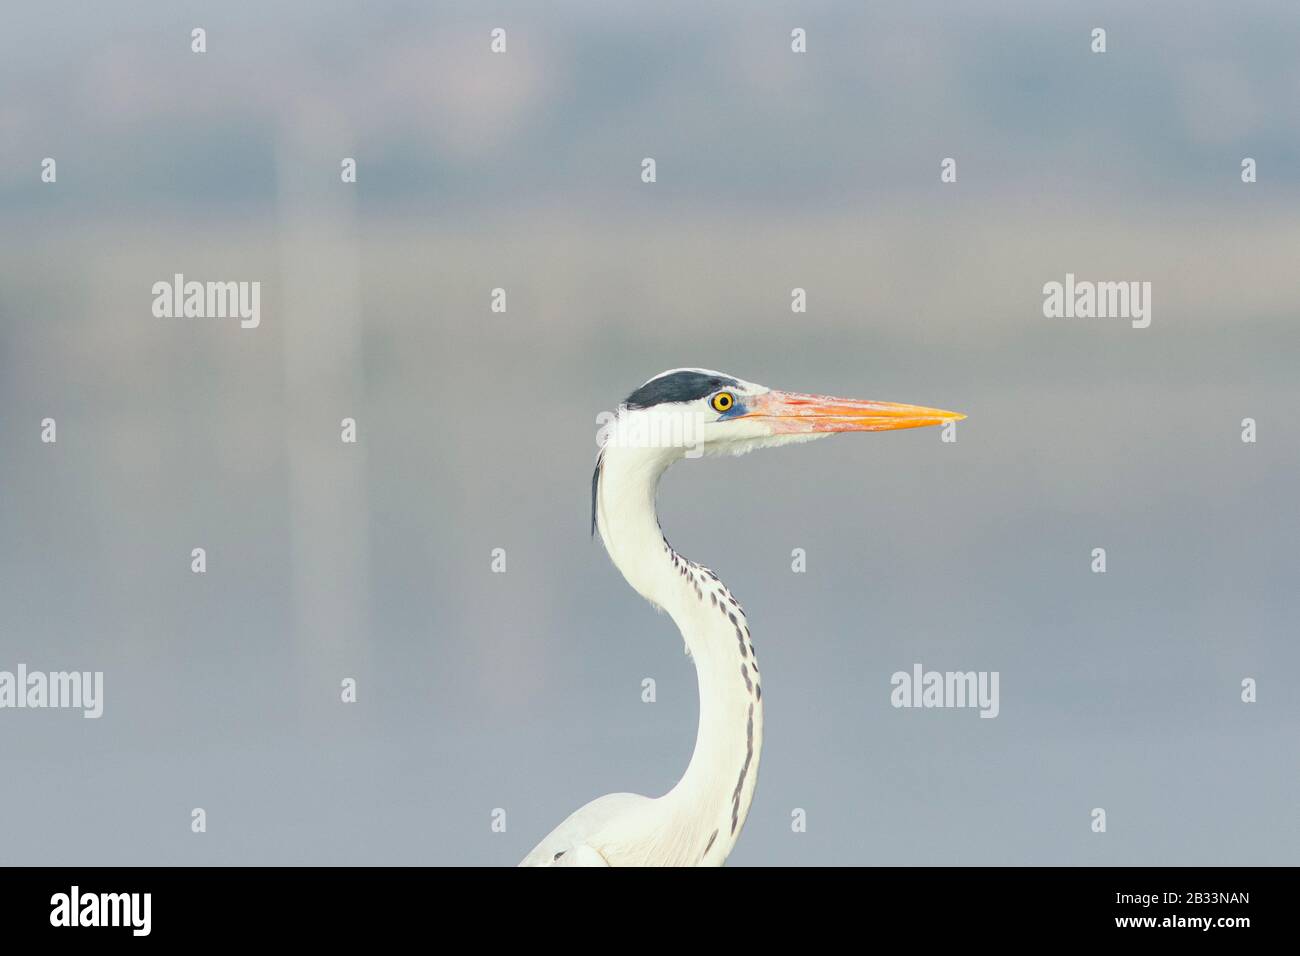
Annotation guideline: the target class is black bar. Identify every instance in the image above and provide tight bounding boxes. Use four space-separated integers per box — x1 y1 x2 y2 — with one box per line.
0 866 1277 941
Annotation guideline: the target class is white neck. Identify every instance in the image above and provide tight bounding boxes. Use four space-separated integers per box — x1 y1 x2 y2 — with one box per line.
595 444 764 866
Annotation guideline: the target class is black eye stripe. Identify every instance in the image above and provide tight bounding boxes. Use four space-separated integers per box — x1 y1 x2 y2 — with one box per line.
625 372 740 409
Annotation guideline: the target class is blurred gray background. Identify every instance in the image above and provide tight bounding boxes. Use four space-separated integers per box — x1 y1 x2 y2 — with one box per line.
1 1 1297 865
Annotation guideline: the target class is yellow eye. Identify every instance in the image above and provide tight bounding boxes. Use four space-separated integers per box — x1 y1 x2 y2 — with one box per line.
711 391 735 413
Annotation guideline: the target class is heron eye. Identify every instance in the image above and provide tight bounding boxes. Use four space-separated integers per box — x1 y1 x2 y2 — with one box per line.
711 392 735 413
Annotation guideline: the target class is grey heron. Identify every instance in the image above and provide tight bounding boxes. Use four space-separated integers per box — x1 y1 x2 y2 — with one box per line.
520 369 964 866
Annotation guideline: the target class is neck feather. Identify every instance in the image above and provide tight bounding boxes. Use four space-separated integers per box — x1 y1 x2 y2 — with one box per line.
594 445 765 865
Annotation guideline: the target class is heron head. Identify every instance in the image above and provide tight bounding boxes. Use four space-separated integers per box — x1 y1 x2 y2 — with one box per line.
604 368 965 460
592 368 965 536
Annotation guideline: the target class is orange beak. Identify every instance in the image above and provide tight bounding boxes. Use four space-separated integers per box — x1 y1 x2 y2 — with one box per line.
739 390 966 433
